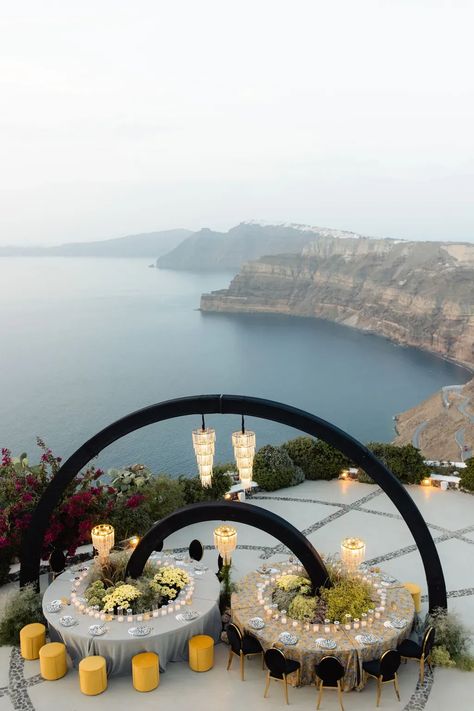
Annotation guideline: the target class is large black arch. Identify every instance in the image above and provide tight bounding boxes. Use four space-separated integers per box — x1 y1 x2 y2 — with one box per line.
19 393 447 610
125 500 331 591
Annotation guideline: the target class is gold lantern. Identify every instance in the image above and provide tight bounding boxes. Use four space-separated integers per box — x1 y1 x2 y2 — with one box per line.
213 524 237 565
232 418 256 489
192 416 216 487
421 477 432 487
91 524 114 564
340 537 366 571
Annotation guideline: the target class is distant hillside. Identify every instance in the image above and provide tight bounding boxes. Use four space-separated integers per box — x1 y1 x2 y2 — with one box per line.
157 222 332 271
0 229 193 258
394 378 474 461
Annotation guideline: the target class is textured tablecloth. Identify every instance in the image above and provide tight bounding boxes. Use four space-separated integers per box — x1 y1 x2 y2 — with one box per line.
43 562 222 676
232 566 414 690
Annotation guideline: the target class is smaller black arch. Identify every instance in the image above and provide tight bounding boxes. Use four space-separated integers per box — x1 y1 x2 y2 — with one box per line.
125 500 331 592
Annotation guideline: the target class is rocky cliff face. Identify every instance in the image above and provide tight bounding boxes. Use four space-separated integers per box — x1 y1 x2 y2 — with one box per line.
201 236 474 368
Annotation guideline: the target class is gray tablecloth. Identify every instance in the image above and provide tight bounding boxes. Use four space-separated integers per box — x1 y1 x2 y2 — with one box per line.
43 564 222 676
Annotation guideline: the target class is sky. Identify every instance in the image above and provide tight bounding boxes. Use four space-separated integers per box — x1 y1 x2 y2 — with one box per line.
1 0 473 246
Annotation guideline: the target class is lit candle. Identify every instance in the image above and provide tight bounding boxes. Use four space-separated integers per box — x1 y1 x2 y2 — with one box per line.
324 619 331 634
117 608 124 622
361 613 367 628
375 610 381 619
161 608 167 617
100 613 106 621
153 609 159 618
353 618 360 630
292 620 298 628
79 603 85 612
136 614 143 622
94 611 100 619
313 624 319 633
127 609 133 622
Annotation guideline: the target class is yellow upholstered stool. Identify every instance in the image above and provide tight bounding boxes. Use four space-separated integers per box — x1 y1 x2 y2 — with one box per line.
20 623 46 660
132 652 159 692
79 656 107 695
39 642 67 680
188 635 214 672
404 582 422 613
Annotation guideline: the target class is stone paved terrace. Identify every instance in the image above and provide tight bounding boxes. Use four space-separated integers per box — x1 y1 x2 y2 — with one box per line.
1 480 474 711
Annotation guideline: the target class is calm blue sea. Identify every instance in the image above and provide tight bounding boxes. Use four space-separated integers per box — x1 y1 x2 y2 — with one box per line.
0 257 470 474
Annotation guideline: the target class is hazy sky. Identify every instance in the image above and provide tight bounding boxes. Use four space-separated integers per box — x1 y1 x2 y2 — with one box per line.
1 0 473 245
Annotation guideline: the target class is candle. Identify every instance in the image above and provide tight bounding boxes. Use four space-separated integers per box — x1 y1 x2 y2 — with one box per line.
361 613 367 627
127 609 134 622
375 610 381 619
161 608 167 617
292 620 298 628
94 611 100 619
353 618 360 630
137 614 143 622
313 624 319 633
153 609 159 618
281 611 287 625
334 621 340 634
118 608 124 622
100 613 106 621
144 612 150 620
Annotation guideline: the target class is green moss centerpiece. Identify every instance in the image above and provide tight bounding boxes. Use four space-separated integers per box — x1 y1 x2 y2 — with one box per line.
271 561 373 623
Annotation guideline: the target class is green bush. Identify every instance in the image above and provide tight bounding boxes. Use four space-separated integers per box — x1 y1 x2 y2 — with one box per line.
145 475 186 521
110 502 153 542
0 585 45 646
426 608 472 662
253 445 304 491
357 470 374 484
180 466 233 505
363 442 429 484
460 458 474 492
283 437 350 480
431 645 456 667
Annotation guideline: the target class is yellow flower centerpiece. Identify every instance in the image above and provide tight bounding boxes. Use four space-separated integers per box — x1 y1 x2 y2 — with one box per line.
150 566 190 604
102 584 141 612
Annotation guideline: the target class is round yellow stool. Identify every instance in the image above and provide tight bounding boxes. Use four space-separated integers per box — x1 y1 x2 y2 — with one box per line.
132 652 159 691
39 642 67 680
404 582 422 613
188 635 214 672
79 656 107 695
20 623 46 660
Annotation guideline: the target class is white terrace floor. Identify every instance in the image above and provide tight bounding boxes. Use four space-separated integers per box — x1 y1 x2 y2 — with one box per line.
1 479 474 711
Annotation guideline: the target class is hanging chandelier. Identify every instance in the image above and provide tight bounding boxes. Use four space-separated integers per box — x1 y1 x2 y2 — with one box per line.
91 524 115 564
192 415 216 487
232 416 256 489
340 537 366 571
213 524 237 565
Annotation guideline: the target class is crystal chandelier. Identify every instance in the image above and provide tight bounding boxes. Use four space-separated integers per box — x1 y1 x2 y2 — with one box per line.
192 415 216 487
91 524 115 564
213 524 237 565
232 416 256 489
340 537 366 571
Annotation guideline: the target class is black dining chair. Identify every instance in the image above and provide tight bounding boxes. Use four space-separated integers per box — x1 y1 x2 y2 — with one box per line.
226 622 264 680
188 539 204 562
264 647 301 705
362 649 401 707
315 656 345 711
397 626 435 684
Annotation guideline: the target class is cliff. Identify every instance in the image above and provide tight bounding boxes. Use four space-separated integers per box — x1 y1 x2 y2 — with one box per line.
201 235 474 369
394 379 474 461
156 222 357 271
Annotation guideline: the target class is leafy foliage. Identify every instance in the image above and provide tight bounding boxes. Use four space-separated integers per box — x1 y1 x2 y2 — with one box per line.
145 475 186 521
179 467 233 504
363 442 429 484
460 458 474 492
0 585 45 646
217 563 236 611
283 438 350 481
108 464 153 495
426 608 473 667
253 445 304 491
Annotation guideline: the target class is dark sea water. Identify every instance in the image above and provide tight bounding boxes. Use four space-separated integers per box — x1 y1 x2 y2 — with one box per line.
0 257 470 474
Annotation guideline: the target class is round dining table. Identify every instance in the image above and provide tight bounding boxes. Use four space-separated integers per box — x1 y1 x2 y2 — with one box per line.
43 558 222 676
231 565 415 690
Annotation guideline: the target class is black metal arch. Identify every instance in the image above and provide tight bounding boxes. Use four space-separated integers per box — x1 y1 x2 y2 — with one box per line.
19 393 447 610
125 500 331 591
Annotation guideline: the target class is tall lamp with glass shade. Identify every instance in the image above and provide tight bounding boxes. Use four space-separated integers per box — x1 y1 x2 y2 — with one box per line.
192 415 216 488
232 416 256 489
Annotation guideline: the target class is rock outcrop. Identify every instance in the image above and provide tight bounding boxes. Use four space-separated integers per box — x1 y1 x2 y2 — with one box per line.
201 235 474 369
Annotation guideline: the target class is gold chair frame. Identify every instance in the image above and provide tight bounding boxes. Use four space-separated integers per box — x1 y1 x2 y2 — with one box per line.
400 626 434 684
364 650 400 708
315 655 344 711
263 648 301 705
226 623 264 681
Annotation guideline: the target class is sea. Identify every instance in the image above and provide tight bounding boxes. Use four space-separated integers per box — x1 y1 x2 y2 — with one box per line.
0 257 470 475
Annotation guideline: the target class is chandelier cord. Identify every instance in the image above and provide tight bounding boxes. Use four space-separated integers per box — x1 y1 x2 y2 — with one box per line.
241 414 245 434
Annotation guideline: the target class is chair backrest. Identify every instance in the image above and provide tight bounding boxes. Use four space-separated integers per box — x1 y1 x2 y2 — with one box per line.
315 656 345 685
422 626 435 658
188 539 203 562
49 548 66 575
226 623 242 655
265 648 287 677
379 650 401 681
